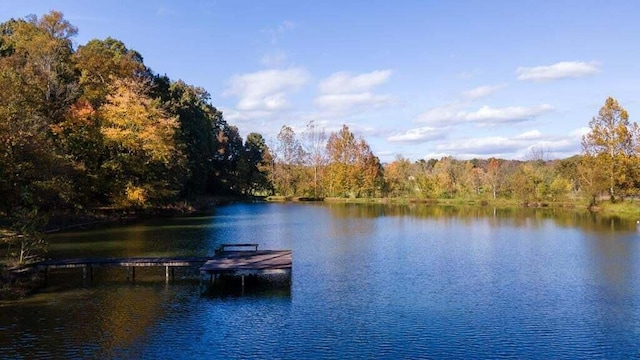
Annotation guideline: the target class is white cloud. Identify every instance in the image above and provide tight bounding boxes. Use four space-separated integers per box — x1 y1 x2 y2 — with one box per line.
516 61 600 82
314 93 393 109
416 103 460 124
436 136 521 155
318 70 393 94
430 129 582 159
514 130 542 139
224 68 309 111
418 104 554 126
462 84 506 100
315 70 395 112
463 104 554 124
387 126 447 143
423 152 451 160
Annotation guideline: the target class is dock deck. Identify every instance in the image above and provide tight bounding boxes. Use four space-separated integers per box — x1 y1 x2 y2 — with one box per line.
199 250 292 276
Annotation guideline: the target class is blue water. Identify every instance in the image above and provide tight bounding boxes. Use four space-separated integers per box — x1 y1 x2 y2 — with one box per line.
1 203 639 359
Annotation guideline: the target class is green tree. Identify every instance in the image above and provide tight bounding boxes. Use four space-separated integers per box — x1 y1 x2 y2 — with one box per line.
159 79 219 197
238 133 272 195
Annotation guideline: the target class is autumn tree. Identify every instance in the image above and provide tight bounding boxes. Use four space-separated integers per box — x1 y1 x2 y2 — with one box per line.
384 156 413 197
0 11 81 213
5 12 79 123
302 121 328 198
432 157 457 198
412 159 437 198
484 158 503 199
98 78 185 206
0 11 81 263
271 126 305 196
581 97 640 202
74 37 147 107
325 125 383 197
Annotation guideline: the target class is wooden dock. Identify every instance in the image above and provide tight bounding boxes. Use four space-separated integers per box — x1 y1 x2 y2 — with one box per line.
200 244 292 288
29 244 292 288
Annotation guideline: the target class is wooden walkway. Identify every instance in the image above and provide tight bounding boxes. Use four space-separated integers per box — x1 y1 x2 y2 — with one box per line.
34 256 210 283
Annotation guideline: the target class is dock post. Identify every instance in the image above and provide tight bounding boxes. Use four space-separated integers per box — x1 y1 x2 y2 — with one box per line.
82 265 88 286
241 275 245 288
126 266 130 281
165 266 169 282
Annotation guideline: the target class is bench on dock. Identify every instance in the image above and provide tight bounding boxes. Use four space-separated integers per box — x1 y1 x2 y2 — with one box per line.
214 243 259 254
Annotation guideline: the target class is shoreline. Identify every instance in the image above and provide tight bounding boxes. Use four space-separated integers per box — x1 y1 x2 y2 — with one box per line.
0 195 255 299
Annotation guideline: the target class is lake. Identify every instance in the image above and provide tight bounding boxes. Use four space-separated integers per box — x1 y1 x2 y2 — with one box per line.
1 203 639 359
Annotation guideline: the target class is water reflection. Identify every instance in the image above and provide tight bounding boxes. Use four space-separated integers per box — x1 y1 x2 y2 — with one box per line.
325 203 639 232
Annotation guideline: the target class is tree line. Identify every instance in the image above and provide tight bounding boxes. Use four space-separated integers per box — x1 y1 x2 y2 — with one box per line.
1 11 639 260
0 11 272 219
269 97 640 206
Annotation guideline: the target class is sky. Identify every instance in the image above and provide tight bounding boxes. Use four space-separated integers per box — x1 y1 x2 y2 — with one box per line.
3 0 640 162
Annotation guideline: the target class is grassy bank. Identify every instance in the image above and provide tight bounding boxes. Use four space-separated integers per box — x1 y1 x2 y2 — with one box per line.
268 196 639 219
595 200 640 219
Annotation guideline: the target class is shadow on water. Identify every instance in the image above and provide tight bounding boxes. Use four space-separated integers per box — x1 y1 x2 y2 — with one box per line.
201 275 292 299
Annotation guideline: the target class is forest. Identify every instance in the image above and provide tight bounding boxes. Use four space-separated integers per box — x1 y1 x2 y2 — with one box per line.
1 11 639 263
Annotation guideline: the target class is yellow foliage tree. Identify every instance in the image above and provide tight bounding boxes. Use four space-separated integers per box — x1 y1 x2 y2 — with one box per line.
581 97 640 202
98 78 185 206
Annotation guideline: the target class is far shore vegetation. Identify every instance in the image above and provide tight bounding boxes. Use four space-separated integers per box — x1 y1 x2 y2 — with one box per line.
1 10 639 281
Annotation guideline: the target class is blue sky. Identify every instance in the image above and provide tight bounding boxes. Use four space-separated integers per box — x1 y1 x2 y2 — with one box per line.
3 1 639 162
